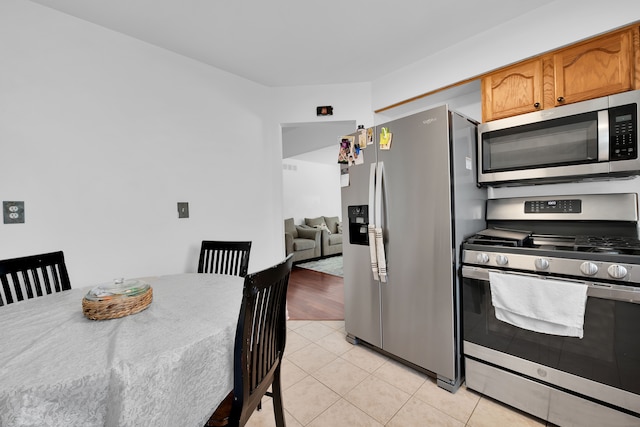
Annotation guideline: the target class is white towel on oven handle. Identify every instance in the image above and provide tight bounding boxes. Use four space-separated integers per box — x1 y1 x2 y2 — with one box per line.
489 271 588 339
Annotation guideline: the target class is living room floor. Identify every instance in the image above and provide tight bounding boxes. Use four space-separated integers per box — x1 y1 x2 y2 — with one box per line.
287 266 344 320
245 320 554 427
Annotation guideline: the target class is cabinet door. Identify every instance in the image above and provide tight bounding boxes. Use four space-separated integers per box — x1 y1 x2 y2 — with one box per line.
482 58 544 122
554 30 632 106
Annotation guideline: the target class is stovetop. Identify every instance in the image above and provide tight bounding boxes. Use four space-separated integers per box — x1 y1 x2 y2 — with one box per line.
465 229 640 257
462 228 640 283
462 194 640 282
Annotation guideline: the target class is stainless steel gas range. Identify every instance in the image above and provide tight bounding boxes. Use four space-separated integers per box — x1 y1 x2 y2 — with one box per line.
461 193 640 427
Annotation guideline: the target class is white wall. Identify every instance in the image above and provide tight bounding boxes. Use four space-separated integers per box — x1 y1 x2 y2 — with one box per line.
375 84 640 200
2 0 639 288
281 120 353 225
275 83 374 129
282 121 355 159
372 0 640 111
369 1 640 200
0 0 282 284
488 177 640 200
282 159 341 225
274 83 373 230
375 81 482 123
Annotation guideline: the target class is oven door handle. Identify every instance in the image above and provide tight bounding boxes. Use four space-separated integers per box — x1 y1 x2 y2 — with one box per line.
462 266 640 304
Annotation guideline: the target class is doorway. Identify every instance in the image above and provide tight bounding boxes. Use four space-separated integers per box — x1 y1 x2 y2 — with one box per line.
281 120 355 320
281 120 354 222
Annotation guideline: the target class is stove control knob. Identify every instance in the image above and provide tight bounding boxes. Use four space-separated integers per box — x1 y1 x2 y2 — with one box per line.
495 254 509 266
534 258 549 270
580 262 598 276
608 264 628 279
476 253 489 264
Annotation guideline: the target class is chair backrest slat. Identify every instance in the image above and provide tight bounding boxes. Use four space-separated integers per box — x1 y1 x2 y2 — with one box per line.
31 268 44 297
197 241 252 277
42 266 53 294
50 264 62 293
0 251 71 307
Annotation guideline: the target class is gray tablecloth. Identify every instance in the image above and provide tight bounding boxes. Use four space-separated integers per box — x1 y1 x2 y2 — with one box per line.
0 273 244 427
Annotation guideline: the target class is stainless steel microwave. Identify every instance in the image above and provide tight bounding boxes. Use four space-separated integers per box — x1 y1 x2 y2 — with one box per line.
477 90 640 186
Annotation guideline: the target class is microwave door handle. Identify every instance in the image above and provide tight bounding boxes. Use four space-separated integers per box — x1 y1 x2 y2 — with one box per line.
598 109 609 161
375 162 388 283
368 163 379 281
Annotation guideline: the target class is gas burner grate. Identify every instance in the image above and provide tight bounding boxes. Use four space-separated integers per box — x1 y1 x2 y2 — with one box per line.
574 236 640 255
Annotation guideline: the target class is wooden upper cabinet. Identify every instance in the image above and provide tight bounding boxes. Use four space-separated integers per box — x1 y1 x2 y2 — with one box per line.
481 59 543 122
553 30 632 106
482 25 639 122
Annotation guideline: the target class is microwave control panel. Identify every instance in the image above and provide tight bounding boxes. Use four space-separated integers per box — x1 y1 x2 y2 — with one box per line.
610 103 637 160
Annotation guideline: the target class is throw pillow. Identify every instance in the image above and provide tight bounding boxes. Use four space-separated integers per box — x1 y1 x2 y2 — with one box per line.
305 217 325 228
324 216 340 234
313 223 331 234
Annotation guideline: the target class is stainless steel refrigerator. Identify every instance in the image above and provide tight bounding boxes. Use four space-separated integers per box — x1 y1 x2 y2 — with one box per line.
341 105 486 391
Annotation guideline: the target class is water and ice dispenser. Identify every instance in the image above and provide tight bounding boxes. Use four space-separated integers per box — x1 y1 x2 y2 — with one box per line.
348 205 369 245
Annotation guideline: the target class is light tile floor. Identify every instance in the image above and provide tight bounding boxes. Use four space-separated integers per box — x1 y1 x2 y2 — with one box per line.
246 320 554 427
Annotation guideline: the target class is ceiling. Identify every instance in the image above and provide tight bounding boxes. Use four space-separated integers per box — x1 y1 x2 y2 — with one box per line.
29 0 554 87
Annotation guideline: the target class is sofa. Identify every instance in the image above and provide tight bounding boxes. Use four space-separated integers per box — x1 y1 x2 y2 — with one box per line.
284 218 321 263
303 216 342 257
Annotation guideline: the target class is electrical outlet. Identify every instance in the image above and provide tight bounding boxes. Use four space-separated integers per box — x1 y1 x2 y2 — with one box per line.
3 201 25 224
177 202 189 218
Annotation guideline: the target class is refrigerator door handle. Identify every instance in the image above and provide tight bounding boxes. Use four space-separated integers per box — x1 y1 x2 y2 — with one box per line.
368 163 379 280
376 162 388 282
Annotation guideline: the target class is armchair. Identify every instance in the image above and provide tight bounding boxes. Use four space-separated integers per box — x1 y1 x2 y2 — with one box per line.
304 216 342 257
284 218 321 263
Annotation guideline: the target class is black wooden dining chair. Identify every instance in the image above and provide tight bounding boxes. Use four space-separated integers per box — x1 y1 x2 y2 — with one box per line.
205 254 293 427
0 251 71 307
197 241 252 277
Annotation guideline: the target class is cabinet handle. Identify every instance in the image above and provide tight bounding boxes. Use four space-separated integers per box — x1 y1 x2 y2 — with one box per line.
557 96 565 103
533 102 540 109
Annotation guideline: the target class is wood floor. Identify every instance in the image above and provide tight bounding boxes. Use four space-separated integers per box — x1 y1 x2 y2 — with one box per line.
286 266 344 320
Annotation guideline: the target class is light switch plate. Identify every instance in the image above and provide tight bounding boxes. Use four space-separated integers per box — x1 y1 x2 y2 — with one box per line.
177 202 189 218
3 201 25 224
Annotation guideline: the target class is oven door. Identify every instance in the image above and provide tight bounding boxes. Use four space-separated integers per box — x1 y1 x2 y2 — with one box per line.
462 265 640 416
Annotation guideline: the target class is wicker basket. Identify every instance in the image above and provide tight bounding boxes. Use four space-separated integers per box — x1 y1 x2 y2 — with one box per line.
82 287 153 320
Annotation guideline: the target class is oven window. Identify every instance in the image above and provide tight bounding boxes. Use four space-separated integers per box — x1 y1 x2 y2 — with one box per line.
462 277 640 395
482 111 599 173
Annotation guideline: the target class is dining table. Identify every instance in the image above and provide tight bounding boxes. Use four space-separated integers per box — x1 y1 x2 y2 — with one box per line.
0 273 245 427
